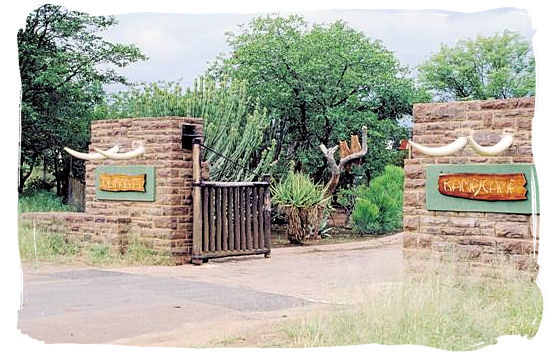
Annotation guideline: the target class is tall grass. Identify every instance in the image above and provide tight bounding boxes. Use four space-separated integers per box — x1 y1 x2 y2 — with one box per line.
277 259 542 350
18 224 78 263
18 225 173 266
18 190 76 213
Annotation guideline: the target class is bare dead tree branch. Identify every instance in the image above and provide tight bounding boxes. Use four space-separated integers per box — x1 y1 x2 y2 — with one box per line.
319 125 368 195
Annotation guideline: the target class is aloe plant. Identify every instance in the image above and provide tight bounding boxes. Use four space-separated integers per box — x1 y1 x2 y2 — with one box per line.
271 172 330 244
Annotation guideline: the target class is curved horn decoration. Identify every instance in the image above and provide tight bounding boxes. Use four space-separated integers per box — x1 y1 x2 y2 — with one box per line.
94 144 145 160
408 137 468 157
468 134 514 156
64 145 119 160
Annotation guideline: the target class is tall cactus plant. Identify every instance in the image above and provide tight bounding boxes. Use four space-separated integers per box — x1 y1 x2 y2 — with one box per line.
95 78 275 181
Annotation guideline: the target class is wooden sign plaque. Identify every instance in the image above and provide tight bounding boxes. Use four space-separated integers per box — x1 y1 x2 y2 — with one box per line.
95 165 155 201
438 173 527 201
99 173 146 192
425 164 538 214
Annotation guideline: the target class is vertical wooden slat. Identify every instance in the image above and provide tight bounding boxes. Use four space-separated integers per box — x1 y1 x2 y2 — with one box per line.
234 187 241 250
209 186 215 252
191 140 203 262
252 187 259 249
222 187 229 250
216 187 222 251
246 186 253 249
258 186 265 249
240 186 246 250
263 175 272 257
228 187 234 251
202 186 209 252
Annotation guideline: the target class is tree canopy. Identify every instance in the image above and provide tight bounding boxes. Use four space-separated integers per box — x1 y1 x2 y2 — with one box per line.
208 15 425 182
417 30 535 101
18 4 146 196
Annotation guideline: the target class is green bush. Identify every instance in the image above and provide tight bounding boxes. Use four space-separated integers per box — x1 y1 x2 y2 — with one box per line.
272 172 330 244
351 165 404 234
18 190 76 213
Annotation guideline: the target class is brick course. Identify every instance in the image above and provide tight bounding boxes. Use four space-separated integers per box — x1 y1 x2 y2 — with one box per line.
403 97 538 268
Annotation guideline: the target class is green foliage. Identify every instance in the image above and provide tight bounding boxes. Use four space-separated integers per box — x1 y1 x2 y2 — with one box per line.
271 172 330 244
18 190 77 213
18 4 146 196
96 79 275 181
208 14 424 181
271 172 329 208
418 30 535 101
351 165 404 234
18 226 78 262
18 224 173 265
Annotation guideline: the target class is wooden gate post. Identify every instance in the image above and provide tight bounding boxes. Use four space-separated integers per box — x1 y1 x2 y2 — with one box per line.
191 138 203 264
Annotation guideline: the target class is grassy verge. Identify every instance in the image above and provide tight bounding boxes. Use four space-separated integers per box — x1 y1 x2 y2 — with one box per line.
258 256 542 350
18 224 174 266
18 190 77 213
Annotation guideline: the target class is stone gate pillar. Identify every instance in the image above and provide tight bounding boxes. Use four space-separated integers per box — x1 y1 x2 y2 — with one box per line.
403 98 538 268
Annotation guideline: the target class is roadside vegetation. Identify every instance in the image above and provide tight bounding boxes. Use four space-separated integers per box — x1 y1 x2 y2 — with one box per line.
18 224 173 266
18 190 77 213
216 256 542 350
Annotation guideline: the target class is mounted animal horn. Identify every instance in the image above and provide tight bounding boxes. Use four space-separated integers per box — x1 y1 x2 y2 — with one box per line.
94 143 145 160
407 137 468 157
64 145 120 160
467 134 514 156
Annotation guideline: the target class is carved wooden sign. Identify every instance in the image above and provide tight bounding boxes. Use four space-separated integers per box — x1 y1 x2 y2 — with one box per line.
99 173 146 192
438 173 527 201
95 165 155 201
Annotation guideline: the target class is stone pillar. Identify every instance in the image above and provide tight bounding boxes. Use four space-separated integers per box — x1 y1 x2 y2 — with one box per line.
403 98 538 268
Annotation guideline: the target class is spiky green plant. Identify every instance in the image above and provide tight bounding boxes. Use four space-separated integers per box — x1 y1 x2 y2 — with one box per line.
95 78 275 181
271 172 330 244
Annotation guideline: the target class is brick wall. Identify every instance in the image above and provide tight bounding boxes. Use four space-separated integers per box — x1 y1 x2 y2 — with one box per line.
403 97 538 268
21 117 205 263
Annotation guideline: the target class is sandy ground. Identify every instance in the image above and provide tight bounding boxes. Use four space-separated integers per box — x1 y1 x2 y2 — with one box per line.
18 233 403 347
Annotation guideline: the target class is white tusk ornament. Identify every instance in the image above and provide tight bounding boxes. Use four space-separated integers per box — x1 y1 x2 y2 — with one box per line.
64 145 120 160
94 144 145 160
407 137 468 157
467 135 514 156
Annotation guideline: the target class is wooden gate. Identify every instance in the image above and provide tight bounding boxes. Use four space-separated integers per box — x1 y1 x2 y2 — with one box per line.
191 141 271 264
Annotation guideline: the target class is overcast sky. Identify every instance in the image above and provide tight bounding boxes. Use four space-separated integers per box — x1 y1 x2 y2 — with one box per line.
101 7 534 93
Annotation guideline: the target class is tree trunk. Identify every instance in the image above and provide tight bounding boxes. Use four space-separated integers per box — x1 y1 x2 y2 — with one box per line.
18 155 37 196
284 205 323 244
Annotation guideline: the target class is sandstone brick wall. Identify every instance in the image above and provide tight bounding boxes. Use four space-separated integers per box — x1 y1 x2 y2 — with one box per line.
21 117 205 263
403 97 538 267
19 212 131 246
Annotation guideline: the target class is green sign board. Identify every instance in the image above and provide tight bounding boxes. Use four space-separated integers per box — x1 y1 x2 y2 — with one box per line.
95 165 156 201
425 164 538 214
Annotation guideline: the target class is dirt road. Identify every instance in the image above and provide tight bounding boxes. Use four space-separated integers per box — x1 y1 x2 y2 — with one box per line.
18 234 403 347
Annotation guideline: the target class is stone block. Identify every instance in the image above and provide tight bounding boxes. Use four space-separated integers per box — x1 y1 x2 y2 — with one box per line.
495 223 530 239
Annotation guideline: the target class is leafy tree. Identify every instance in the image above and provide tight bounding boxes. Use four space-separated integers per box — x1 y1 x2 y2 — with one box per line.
18 4 146 196
95 79 276 181
417 30 535 101
208 14 424 183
